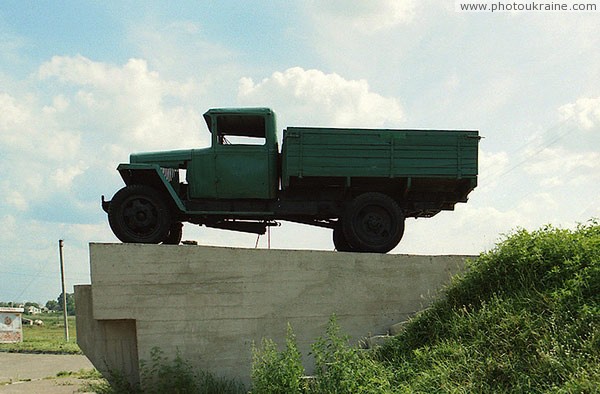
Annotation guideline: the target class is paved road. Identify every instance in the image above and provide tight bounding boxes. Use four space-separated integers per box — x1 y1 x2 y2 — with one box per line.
0 353 95 394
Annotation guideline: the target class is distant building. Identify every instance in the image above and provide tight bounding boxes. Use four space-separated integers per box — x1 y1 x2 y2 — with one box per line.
25 305 41 315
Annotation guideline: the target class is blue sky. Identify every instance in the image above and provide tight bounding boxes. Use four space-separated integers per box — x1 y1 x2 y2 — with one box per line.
1 0 599 303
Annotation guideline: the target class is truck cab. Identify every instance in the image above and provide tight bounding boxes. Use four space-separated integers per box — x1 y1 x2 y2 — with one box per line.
187 108 279 200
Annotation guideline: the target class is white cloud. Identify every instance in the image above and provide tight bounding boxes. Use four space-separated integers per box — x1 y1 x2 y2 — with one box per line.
478 149 509 183
51 161 88 189
127 19 239 83
0 55 208 237
38 55 203 150
0 91 82 158
42 95 70 114
0 92 38 152
238 67 403 128
525 146 599 175
5 191 28 211
0 214 97 302
559 96 600 130
308 0 416 32
0 92 28 130
524 146 600 188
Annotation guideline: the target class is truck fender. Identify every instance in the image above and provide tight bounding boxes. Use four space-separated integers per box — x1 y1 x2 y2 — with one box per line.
116 163 186 213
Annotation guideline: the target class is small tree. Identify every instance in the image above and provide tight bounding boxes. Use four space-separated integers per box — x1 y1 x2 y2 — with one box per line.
57 293 76 315
45 300 59 311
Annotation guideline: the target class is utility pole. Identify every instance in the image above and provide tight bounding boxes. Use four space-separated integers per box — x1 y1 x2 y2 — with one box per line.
58 239 69 342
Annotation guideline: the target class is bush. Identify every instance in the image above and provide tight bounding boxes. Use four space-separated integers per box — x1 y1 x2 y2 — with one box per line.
140 348 246 394
311 316 394 394
251 317 394 393
251 324 306 393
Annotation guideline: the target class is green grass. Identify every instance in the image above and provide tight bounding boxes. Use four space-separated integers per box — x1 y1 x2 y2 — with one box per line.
251 220 600 393
82 347 247 394
0 314 81 354
376 221 600 392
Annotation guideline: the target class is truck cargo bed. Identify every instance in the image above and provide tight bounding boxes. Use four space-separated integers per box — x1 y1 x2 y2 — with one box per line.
281 127 479 217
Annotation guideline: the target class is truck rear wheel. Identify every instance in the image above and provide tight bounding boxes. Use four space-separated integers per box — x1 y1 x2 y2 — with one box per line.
108 185 172 244
343 193 404 253
333 223 354 252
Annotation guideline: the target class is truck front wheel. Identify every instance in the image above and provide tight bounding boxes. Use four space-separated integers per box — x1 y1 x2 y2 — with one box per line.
108 185 172 244
343 193 404 253
163 222 183 245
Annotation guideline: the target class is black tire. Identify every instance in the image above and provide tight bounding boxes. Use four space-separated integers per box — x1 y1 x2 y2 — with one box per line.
342 193 405 253
108 185 172 244
333 222 354 252
163 222 183 245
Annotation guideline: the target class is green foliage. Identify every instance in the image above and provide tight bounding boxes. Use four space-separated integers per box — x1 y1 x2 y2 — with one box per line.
251 317 394 394
377 220 600 392
57 292 76 315
45 299 59 311
140 347 246 394
251 324 306 393
311 316 394 393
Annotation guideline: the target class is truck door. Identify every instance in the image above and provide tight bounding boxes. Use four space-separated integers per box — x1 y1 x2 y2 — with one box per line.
213 114 275 199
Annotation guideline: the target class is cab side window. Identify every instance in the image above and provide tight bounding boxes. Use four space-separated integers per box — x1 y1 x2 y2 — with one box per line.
217 115 266 145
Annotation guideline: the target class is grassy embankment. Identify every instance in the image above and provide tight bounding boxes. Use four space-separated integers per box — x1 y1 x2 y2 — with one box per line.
0 314 81 354
252 221 600 393
376 221 600 392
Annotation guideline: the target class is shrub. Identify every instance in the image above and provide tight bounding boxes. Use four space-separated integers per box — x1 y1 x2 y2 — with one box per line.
251 324 306 394
251 317 394 394
140 348 246 394
311 316 395 394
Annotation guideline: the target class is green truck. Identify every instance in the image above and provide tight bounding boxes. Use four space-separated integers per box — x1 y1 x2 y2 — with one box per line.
102 107 479 253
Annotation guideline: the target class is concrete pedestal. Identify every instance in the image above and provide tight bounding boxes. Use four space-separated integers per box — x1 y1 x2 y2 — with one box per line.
76 243 472 387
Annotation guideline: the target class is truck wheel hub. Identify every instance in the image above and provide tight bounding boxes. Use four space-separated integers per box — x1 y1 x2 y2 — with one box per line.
125 199 156 230
366 214 383 231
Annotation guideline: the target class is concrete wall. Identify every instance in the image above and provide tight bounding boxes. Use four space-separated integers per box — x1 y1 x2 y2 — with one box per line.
76 243 473 387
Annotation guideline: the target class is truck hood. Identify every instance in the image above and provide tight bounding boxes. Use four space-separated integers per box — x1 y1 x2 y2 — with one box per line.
130 149 193 168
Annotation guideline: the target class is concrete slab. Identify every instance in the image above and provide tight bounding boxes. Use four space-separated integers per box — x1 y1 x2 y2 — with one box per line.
76 243 473 387
0 353 94 394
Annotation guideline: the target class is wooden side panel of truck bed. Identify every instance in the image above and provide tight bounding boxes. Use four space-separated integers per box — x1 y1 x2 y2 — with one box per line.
281 127 479 185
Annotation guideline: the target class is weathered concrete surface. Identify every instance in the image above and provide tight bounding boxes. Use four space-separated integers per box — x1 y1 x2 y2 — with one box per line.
0 353 94 393
75 285 139 385
76 243 473 387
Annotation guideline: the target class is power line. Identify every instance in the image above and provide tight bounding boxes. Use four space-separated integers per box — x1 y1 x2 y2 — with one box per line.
480 117 575 185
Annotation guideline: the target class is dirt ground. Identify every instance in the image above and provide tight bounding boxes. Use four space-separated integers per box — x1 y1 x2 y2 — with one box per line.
0 353 96 394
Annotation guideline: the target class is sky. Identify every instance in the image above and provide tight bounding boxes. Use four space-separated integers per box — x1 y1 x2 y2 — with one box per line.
1 0 599 304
